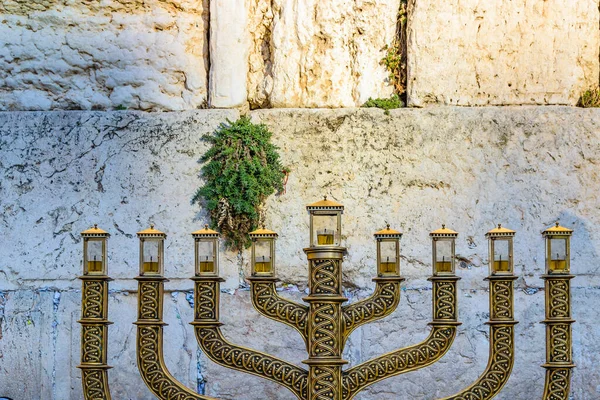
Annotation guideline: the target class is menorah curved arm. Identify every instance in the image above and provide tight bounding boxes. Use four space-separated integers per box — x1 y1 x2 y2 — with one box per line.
438 276 518 400
342 324 457 400
135 277 217 400
247 277 309 343
194 325 309 399
341 277 404 345
342 275 460 400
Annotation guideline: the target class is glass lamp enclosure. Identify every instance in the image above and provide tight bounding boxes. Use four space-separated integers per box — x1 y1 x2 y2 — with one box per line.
378 239 400 276
196 239 218 276
84 238 106 275
310 211 342 247
252 238 275 276
433 239 454 275
546 236 570 273
140 238 163 276
490 238 513 275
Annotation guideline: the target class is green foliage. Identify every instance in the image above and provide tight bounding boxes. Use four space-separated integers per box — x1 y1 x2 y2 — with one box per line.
192 116 288 251
363 95 404 114
578 88 600 108
382 1 408 95
115 104 127 110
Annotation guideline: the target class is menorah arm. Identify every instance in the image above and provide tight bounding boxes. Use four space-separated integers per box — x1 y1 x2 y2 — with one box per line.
342 324 458 400
438 276 518 400
135 277 217 400
194 325 309 400
248 277 309 343
341 277 404 344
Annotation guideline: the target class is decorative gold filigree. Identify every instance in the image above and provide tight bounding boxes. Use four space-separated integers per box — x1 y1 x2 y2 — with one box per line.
250 280 309 341
82 281 105 319
311 259 340 295
195 326 309 400
341 280 401 343
136 277 215 400
79 276 112 400
309 301 341 358
342 326 456 400
433 280 457 321
543 368 571 400
81 369 111 400
196 281 218 321
547 279 570 319
310 365 342 400
442 325 515 400
542 275 575 400
547 324 571 363
490 280 513 320
82 325 105 364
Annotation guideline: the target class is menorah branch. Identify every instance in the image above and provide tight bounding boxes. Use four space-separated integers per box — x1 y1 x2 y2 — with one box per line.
135 277 216 400
192 278 309 400
342 276 460 400
341 277 404 345
342 325 457 400
542 275 575 400
248 277 309 343
78 275 113 400
439 276 518 400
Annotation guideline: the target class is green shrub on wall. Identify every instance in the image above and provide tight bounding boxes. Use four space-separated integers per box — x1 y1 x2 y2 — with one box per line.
193 116 288 251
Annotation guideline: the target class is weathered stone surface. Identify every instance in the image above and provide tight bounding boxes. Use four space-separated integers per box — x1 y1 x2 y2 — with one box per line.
0 0 209 111
209 0 249 108
1 108 600 398
408 0 600 106
260 0 399 108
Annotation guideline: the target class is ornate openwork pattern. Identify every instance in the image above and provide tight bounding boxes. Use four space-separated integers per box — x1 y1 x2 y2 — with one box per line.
547 279 570 319
434 281 457 320
82 369 110 400
444 325 515 400
342 326 456 399
490 280 513 320
311 365 341 400
548 324 571 363
311 259 340 294
342 281 399 342
138 325 209 400
543 368 571 400
82 281 104 319
251 281 309 340
195 281 217 321
82 325 104 364
195 327 309 400
139 281 160 320
310 302 340 358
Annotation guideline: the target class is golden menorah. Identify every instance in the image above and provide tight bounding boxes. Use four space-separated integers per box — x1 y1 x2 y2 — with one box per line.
77 199 575 400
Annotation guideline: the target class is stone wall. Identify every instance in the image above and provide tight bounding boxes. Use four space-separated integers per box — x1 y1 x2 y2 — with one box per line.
1 1 598 110
1 108 599 399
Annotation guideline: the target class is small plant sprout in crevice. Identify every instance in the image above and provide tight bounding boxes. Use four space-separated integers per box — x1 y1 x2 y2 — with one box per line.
363 95 405 115
577 87 600 107
381 0 408 99
192 116 289 251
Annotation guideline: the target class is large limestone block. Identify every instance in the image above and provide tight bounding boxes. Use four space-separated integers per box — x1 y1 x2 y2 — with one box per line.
408 0 600 106
0 0 209 111
248 0 399 108
209 0 249 108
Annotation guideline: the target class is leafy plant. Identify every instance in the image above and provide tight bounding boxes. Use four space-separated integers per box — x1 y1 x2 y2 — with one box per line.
363 95 404 114
192 116 288 251
577 87 600 108
382 1 408 96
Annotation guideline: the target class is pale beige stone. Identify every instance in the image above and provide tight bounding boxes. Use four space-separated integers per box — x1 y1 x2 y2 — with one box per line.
408 0 600 106
250 0 399 108
208 0 249 108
